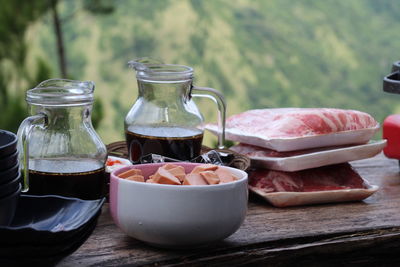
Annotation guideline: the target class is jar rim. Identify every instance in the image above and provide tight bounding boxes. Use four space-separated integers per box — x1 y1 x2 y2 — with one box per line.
129 62 194 82
26 79 95 105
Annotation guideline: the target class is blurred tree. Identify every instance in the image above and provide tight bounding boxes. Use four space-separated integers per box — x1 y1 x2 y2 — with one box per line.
0 0 52 133
83 0 115 15
48 0 115 130
0 0 114 133
50 0 115 79
92 95 104 129
50 0 67 78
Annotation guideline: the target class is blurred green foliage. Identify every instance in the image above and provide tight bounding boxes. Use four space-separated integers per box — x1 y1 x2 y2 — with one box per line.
92 97 104 129
0 0 114 133
0 0 52 133
33 0 400 145
2 0 400 145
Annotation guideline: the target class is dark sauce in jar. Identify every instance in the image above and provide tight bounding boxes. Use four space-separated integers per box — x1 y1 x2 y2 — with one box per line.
27 159 105 200
125 126 203 163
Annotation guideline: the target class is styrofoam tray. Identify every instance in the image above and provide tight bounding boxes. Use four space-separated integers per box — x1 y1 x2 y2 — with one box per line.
249 184 379 208
206 124 380 152
246 140 386 172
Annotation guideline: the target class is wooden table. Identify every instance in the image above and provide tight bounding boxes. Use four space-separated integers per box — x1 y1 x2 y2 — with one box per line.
58 154 400 266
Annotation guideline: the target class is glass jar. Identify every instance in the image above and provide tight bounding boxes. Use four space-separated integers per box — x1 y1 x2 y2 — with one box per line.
17 79 107 200
125 59 226 163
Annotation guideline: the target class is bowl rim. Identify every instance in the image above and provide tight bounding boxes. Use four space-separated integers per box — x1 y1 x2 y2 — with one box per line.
0 173 21 198
0 150 18 162
0 171 21 187
0 163 19 177
110 162 248 189
0 130 17 152
0 183 21 201
0 195 105 231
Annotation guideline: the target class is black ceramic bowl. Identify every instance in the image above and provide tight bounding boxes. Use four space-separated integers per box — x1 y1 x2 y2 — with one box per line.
0 173 21 199
0 150 18 172
0 164 19 184
0 130 17 158
0 195 105 245
0 184 21 226
0 213 99 266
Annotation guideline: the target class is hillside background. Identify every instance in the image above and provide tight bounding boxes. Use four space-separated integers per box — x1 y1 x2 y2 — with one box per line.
3 0 400 145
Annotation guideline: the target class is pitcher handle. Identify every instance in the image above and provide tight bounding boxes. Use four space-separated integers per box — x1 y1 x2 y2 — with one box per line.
17 113 47 192
383 61 400 94
191 86 226 149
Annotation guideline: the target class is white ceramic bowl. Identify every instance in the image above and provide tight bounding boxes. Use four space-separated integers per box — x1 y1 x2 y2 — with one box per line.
110 162 248 248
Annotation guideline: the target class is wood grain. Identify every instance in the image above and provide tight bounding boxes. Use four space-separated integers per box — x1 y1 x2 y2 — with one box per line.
58 153 400 266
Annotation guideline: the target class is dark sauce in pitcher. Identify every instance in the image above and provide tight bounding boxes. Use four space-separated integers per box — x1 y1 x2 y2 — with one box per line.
27 159 105 200
125 126 203 163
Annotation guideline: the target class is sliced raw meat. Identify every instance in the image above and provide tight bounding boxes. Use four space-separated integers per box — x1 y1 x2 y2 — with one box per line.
230 143 359 158
231 141 386 172
231 143 331 157
248 163 367 193
206 108 379 151
225 108 377 138
230 143 293 157
248 163 378 207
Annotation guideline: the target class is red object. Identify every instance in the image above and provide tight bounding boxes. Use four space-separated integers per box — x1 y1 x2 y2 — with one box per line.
248 163 366 193
106 158 122 166
383 114 400 159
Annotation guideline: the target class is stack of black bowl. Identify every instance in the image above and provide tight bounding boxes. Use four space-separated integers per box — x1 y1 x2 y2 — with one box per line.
0 130 21 226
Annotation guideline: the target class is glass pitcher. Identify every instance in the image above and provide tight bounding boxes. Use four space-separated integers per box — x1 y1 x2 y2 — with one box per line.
125 59 226 163
17 79 107 200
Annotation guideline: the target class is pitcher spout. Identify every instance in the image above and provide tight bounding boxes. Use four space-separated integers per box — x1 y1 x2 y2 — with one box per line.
128 57 164 72
35 78 95 92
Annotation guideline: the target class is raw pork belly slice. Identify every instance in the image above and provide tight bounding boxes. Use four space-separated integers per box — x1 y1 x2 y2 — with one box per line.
230 143 287 157
248 163 367 193
206 108 379 151
226 108 377 138
230 143 353 158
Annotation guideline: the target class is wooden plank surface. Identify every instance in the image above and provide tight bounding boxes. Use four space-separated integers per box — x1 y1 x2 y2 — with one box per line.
58 154 400 266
